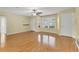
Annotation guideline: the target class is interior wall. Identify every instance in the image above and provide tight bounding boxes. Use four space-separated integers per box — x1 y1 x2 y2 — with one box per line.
75 8 79 40
30 15 58 33
59 12 75 37
0 20 1 34
0 11 30 35
0 8 76 36
58 8 76 37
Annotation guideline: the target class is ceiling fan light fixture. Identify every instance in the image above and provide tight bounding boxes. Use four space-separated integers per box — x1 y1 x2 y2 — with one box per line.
32 13 36 16
30 9 42 16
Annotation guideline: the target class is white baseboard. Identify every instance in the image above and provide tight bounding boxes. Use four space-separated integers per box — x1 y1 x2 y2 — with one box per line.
7 31 31 35
75 40 79 50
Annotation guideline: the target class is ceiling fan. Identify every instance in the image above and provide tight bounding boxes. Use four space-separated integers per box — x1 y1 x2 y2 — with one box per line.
31 9 42 16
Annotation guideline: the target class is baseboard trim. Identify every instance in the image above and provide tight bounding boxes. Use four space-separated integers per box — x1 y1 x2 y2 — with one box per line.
7 31 31 36
75 40 79 50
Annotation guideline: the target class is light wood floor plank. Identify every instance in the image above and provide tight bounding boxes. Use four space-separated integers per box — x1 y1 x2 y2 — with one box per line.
0 32 78 52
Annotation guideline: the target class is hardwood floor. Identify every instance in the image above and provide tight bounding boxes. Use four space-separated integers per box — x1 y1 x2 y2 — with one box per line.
0 32 78 52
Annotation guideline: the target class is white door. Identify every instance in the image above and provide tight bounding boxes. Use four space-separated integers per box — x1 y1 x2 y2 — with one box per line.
60 13 75 37
30 17 36 31
35 16 41 32
30 16 41 32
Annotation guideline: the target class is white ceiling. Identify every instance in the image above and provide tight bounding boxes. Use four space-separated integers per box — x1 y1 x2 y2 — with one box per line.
0 7 73 16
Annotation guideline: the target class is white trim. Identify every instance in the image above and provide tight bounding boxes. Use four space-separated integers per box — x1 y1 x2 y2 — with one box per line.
75 40 79 50
7 30 31 35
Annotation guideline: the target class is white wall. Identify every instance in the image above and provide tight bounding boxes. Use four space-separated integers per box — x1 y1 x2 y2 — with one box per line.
0 20 1 33
75 8 79 40
30 16 37 31
7 15 30 35
0 16 6 34
60 12 75 37
30 16 41 32
0 11 30 35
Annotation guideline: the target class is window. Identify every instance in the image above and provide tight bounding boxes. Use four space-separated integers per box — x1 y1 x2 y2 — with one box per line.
41 15 56 29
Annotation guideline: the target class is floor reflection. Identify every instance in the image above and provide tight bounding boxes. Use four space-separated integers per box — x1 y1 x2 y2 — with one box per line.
0 33 6 48
1 32 77 52
38 34 56 47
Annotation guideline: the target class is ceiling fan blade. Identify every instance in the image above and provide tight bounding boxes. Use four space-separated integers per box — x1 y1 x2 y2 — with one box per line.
36 12 42 15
